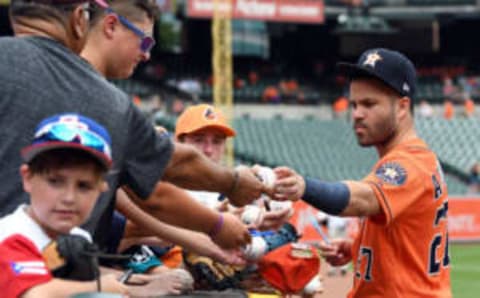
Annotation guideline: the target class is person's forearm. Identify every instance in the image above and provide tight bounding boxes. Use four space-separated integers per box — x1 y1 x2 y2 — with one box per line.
162 143 235 195
21 278 98 298
118 190 225 256
119 186 220 237
342 181 380 216
301 178 380 217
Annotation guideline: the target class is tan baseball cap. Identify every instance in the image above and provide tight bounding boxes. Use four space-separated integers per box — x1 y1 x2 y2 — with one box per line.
175 104 236 138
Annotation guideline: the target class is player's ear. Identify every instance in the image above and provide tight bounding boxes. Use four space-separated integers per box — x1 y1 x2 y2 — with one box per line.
398 96 411 118
20 164 33 193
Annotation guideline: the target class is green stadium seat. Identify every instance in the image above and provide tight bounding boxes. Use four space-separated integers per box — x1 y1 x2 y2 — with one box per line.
234 117 471 194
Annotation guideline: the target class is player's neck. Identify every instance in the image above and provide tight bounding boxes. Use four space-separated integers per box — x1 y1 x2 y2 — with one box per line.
376 120 417 157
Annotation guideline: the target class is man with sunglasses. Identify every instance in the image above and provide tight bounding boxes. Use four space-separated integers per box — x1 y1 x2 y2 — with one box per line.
82 0 156 79
0 0 269 256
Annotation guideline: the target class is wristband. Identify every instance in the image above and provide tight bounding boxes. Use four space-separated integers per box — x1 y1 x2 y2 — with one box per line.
208 214 224 239
301 178 350 215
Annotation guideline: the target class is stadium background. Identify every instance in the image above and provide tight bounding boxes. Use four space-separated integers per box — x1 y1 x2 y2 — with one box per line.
1 0 480 297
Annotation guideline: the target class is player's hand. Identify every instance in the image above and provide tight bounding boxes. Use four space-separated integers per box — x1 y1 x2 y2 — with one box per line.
100 273 129 295
228 165 266 207
212 212 251 249
318 238 353 266
272 166 305 201
258 207 292 231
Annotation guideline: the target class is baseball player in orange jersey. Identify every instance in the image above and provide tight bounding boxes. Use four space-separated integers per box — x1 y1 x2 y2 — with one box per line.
271 48 452 297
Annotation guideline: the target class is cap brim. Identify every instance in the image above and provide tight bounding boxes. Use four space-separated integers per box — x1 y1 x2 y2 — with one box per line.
21 142 112 170
180 124 236 138
336 62 380 80
336 62 404 96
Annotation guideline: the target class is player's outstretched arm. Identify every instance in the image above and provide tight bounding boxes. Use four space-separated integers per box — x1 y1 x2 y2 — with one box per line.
273 167 381 217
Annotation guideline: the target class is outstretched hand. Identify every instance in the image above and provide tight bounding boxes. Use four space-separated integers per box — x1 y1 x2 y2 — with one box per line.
212 212 251 249
272 166 305 201
228 165 265 207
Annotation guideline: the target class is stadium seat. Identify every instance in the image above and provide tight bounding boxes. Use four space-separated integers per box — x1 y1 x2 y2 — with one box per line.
234 117 473 194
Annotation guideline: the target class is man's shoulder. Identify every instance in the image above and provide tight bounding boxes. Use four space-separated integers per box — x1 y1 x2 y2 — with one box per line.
0 36 37 59
382 137 431 160
0 36 26 46
372 140 439 189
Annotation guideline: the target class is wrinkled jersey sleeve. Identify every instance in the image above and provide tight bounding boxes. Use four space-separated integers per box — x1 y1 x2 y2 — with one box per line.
0 234 52 297
363 156 425 225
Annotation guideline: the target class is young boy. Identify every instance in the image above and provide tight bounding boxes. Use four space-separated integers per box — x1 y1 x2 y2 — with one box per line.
0 113 128 297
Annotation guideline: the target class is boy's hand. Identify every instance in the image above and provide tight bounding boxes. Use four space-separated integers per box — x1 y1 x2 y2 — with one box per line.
101 273 129 295
212 212 251 249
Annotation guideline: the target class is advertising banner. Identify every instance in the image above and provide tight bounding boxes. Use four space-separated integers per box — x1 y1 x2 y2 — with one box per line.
448 197 480 242
188 0 324 24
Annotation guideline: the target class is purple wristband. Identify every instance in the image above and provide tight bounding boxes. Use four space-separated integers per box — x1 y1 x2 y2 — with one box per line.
208 214 224 239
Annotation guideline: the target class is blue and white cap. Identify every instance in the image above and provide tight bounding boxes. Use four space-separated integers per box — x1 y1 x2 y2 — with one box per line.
336 48 417 98
21 113 112 169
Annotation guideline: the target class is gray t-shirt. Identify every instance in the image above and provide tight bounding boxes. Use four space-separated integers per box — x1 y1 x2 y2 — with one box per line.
0 36 173 245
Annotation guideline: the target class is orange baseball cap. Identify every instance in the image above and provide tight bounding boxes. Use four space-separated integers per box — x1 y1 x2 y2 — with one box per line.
175 104 236 138
258 243 320 294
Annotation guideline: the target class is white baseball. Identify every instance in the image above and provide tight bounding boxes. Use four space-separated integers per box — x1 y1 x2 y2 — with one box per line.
241 205 264 226
242 236 268 260
269 200 294 217
256 166 276 188
269 200 292 211
303 275 324 295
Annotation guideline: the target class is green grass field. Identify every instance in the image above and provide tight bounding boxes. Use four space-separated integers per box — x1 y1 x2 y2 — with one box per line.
451 243 480 298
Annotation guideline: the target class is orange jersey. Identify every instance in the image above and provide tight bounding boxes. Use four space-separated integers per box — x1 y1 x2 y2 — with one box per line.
348 138 451 298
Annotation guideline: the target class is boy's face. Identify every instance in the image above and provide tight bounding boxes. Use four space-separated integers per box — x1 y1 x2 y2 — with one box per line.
20 164 107 238
183 127 228 164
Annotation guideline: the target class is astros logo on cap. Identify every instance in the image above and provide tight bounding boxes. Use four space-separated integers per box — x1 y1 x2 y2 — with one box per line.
363 51 382 68
204 107 217 121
